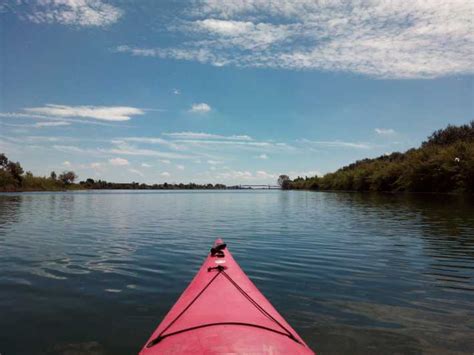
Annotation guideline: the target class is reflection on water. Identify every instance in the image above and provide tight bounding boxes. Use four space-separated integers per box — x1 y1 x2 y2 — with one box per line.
0 191 473 354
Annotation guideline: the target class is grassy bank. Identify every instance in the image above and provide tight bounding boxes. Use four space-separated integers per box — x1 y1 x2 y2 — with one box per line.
287 121 474 193
0 156 82 192
0 154 228 192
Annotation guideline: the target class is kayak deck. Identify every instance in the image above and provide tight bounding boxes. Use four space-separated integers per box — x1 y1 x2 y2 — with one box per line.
140 239 314 354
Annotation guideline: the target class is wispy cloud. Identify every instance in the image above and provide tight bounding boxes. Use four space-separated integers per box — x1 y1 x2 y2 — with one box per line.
109 157 129 166
22 0 123 27
176 139 270 147
34 121 71 128
141 163 152 168
115 137 183 150
117 0 474 78
189 103 211 113
0 112 55 120
23 135 76 143
164 132 252 140
128 168 144 177
162 131 293 154
213 169 277 182
0 120 71 128
215 170 252 180
161 171 171 177
375 128 396 135
0 110 127 127
255 170 276 179
104 144 194 159
209 169 320 184
257 153 268 159
299 139 371 149
25 104 144 121
53 145 91 154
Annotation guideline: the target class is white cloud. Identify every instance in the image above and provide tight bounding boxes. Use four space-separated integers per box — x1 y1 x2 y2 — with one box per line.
25 104 144 121
63 160 71 167
173 88 181 95
117 137 183 150
375 128 396 135
117 0 474 79
0 110 126 127
25 0 123 27
207 160 222 165
192 19 295 50
90 162 102 169
257 153 268 159
176 164 185 170
128 168 144 177
210 169 279 183
160 159 171 164
189 103 211 113
34 121 71 128
109 157 129 166
141 163 152 168
255 170 276 179
53 145 91 153
161 171 171 177
173 139 278 149
104 145 194 159
164 132 252 140
0 112 53 120
162 132 295 156
209 169 319 184
161 132 293 154
216 170 252 180
195 18 254 36
0 119 72 128
299 139 371 149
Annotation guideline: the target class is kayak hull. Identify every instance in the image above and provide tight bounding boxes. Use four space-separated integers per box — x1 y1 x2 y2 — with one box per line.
140 239 314 354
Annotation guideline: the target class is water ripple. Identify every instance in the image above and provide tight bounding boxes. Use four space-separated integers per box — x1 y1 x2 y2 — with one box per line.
0 191 473 354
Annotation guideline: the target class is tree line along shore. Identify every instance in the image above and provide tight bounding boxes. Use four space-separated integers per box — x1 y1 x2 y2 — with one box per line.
0 158 228 192
1 121 473 193
281 121 474 193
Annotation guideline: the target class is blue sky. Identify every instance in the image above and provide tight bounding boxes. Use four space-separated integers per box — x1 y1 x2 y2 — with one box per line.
1 0 473 184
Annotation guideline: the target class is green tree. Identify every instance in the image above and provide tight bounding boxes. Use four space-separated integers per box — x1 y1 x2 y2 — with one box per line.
283 121 474 193
59 171 78 184
7 161 24 183
0 153 8 169
278 174 291 189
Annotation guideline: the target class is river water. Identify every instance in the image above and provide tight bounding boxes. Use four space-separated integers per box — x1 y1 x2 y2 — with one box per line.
0 190 473 354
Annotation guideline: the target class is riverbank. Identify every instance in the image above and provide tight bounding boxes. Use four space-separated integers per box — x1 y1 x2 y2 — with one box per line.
285 121 474 194
2 122 473 194
0 153 233 192
0 180 231 192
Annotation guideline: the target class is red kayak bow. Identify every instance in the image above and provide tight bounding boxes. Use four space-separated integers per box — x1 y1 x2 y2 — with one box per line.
139 239 315 354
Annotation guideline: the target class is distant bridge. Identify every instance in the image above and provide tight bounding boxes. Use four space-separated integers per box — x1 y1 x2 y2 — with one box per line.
238 184 281 190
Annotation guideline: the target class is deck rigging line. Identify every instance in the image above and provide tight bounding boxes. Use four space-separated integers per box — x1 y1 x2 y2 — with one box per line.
146 266 302 348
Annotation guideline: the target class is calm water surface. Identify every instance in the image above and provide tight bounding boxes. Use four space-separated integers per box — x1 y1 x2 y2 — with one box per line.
0 190 473 354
